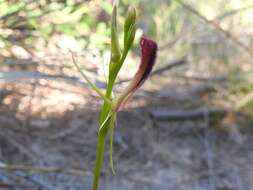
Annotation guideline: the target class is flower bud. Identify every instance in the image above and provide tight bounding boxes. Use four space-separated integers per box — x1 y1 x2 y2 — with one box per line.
124 7 137 50
111 5 121 63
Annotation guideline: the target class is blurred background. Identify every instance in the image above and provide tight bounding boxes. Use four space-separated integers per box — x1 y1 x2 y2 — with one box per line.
0 0 252 189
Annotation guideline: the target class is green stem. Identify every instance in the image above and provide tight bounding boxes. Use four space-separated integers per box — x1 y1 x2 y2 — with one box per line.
91 31 130 190
92 80 114 190
93 109 115 190
92 132 107 190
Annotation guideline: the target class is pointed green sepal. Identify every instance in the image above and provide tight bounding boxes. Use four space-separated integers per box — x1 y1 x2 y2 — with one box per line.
111 5 121 64
71 53 112 105
125 23 136 51
124 7 137 50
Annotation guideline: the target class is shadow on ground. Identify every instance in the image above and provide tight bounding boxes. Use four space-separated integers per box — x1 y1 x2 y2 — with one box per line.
0 78 252 190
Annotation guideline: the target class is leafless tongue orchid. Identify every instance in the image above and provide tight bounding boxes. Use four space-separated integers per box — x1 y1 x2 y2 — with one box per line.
71 3 158 190
114 36 158 111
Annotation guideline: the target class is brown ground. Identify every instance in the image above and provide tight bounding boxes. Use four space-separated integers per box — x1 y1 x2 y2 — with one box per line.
0 45 252 190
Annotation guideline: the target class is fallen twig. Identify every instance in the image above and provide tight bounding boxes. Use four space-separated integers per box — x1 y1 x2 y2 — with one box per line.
176 74 227 82
0 57 37 67
151 57 187 76
0 133 36 161
16 173 59 190
150 108 226 121
0 164 91 176
0 71 78 83
175 0 253 56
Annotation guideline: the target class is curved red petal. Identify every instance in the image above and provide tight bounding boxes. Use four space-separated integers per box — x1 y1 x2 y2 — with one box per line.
115 36 158 111
134 36 158 90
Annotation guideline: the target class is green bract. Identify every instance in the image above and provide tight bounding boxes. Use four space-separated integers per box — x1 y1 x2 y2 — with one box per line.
124 7 137 51
110 6 121 64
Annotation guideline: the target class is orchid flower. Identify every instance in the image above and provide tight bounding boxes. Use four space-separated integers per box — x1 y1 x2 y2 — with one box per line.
114 36 158 111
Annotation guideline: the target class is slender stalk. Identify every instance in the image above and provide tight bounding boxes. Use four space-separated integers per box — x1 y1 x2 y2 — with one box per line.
92 112 116 189
92 41 131 190
92 80 114 190
92 132 107 190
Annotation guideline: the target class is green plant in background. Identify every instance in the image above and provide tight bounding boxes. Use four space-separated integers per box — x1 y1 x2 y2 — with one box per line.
72 2 157 190
0 0 112 49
